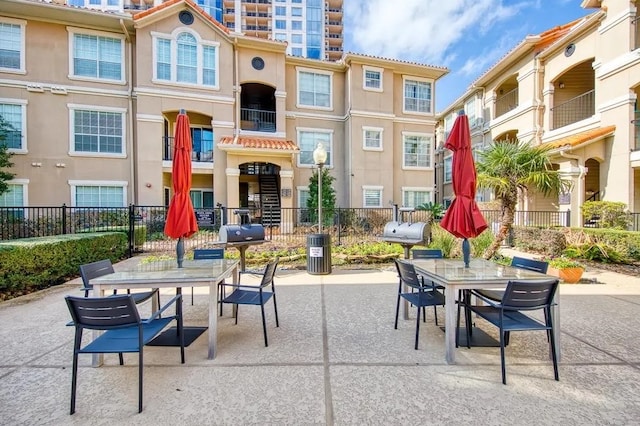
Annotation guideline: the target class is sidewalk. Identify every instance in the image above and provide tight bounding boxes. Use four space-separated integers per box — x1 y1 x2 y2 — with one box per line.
1 257 640 425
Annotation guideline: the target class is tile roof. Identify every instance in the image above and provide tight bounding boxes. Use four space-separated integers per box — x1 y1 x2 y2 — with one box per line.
534 16 587 53
546 125 616 149
134 0 229 34
219 136 299 152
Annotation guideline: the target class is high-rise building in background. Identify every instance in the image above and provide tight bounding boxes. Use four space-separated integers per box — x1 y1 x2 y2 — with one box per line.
61 0 343 61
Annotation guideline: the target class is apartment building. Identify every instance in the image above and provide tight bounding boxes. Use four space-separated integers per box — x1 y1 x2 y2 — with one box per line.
0 0 447 230
436 0 640 228
56 0 343 61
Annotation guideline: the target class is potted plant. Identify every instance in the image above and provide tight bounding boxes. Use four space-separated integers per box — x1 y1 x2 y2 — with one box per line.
547 257 585 284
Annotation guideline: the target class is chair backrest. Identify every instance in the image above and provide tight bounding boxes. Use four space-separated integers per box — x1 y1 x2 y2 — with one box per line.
412 249 443 259
66 295 141 330
79 259 115 290
259 258 279 288
193 248 225 260
394 259 422 290
511 256 549 274
501 279 559 310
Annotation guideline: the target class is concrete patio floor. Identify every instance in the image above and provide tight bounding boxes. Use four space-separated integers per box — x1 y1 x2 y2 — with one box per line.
1 256 640 425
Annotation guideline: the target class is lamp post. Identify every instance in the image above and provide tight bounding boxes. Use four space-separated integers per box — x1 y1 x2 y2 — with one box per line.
313 143 327 233
307 142 331 275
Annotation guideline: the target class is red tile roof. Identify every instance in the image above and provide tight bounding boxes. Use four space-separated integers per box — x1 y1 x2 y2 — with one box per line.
134 0 229 34
546 125 616 149
534 16 586 53
219 136 299 151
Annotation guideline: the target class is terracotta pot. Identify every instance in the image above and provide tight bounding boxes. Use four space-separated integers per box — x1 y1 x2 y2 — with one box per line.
551 267 584 284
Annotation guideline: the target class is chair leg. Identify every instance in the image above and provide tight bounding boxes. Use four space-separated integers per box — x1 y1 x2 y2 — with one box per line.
234 304 239 325
394 294 401 329
178 297 185 364
70 351 79 415
414 304 421 350
548 309 559 381
433 305 438 326
260 303 269 347
138 349 143 413
119 353 124 365
191 287 194 306
219 285 224 317
272 293 279 328
500 329 507 385
422 306 426 323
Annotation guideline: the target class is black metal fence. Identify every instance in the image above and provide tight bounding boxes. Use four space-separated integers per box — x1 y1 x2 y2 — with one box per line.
0 205 635 257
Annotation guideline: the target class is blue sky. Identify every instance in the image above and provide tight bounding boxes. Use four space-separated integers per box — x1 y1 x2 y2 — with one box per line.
342 0 592 112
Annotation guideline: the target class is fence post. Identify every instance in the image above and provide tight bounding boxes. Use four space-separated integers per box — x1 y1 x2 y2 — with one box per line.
565 209 571 227
337 207 341 245
128 204 134 258
61 203 67 234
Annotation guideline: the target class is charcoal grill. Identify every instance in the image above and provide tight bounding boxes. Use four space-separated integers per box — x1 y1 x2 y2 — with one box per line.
381 206 430 259
219 209 265 271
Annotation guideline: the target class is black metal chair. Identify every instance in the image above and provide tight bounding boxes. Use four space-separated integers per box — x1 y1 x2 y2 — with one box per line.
394 259 445 350
65 294 185 414
192 248 225 306
411 248 444 324
456 278 560 384
220 258 279 347
79 259 160 306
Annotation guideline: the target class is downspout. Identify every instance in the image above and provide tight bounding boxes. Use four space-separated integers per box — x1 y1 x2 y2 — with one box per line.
345 61 352 207
533 55 544 145
120 19 136 203
233 37 240 145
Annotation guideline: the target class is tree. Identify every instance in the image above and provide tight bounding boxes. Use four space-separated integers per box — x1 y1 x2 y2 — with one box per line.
476 140 571 259
306 167 336 228
0 116 16 196
415 201 445 243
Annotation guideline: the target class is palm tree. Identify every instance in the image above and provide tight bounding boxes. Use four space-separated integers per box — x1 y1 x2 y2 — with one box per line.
415 201 445 243
476 140 571 259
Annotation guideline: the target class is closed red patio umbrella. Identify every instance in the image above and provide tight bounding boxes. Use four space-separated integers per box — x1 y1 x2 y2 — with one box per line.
164 109 198 267
439 111 488 267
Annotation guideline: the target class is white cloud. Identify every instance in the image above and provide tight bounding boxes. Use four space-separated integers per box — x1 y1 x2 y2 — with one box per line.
345 0 528 65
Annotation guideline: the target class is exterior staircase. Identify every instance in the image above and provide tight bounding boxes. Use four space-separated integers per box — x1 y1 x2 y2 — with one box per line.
259 174 281 226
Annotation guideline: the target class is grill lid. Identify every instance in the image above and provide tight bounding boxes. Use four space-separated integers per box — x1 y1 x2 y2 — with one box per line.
219 223 265 244
382 221 429 245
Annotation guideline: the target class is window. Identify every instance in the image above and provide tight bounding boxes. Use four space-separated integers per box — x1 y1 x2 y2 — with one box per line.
275 20 287 30
190 189 214 208
0 101 26 150
297 187 312 223
0 19 25 72
403 133 432 168
292 20 303 30
0 182 26 207
153 30 219 87
362 127 382 150
70 30 123 82
363 186 383 207
363 66 382 91
291 34 303 44
291 47 303 56
274 33 287 41
297 69 332 109
275 6 286 15
297 129 332 167
191 128 213 162
70 106 125 156
70 181 127 207
465 97 478 126
292 7 302 16
444 156 452 183
402 188 431 208
403 77 432 113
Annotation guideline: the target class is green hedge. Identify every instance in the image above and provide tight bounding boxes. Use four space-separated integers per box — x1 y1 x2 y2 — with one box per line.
77 224 146 247
0 232 127 293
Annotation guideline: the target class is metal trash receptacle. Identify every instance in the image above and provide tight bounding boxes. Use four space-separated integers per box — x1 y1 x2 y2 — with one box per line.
307 233 331 275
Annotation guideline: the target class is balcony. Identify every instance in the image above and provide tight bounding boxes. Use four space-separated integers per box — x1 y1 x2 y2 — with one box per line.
243 25 271 32
495 87 518 118
163 137 213 163
240 108 276 133
551 90 595 130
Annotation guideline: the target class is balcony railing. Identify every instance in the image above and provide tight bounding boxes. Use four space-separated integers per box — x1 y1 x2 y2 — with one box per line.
243 25 271 31
551 90 595 130
495 87 518 118
163 137 213 163
240 108 276 132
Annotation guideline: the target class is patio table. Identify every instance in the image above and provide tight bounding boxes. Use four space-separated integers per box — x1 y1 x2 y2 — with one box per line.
411 258 559 364
91 258 239 365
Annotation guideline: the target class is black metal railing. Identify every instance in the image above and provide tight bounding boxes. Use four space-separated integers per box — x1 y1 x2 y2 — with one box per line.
163 137 213 162
551 90 595 130
240 108 276 132
495 87 518 118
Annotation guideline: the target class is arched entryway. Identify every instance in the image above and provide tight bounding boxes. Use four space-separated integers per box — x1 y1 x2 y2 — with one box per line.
584 158 600 201
238 162 281 225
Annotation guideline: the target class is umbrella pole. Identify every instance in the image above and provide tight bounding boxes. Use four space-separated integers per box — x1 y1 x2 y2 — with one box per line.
462 238 470 268
177 237 185 268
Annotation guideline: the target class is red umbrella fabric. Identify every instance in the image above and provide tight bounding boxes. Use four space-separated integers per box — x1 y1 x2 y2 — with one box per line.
439 111 488 240
164 110 198 241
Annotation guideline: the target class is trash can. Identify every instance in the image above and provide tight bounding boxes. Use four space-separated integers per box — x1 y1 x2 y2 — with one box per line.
307 233 331 275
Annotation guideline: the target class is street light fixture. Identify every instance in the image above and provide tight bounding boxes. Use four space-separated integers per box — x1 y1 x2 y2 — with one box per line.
313 143 327 233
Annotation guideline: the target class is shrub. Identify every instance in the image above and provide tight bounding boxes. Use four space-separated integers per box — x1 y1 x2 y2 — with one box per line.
581 201 631 230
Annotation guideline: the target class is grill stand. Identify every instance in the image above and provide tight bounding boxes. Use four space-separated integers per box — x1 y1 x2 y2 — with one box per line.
398 243 415 321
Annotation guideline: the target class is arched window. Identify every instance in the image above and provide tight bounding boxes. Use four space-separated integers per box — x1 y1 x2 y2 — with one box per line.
153 30 218 87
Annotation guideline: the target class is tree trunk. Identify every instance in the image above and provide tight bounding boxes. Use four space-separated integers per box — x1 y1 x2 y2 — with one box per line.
483 200 516 259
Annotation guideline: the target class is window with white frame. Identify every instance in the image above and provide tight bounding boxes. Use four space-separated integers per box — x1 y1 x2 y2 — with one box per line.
69 29 124 82
275 6 286 15
153 30 218 87
297 187 312 223
292 21 302 30
292 7 302 16
291 47 303 57
402 188 431 208
444 156 452 183
403 133 432 168
70 181 127 207
465 97 478 127
362 126 382 150
403 77 432 113
0 180 27 218
0 101 26 150
297 129 332 166
70 106 125 156
68 0 121 11
190 189 214 208
297 68 332 109
291 34 303 44
0 18 25 73
275 20 286 30
274 33 287 41
363 186 383 207
363 66 382 91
